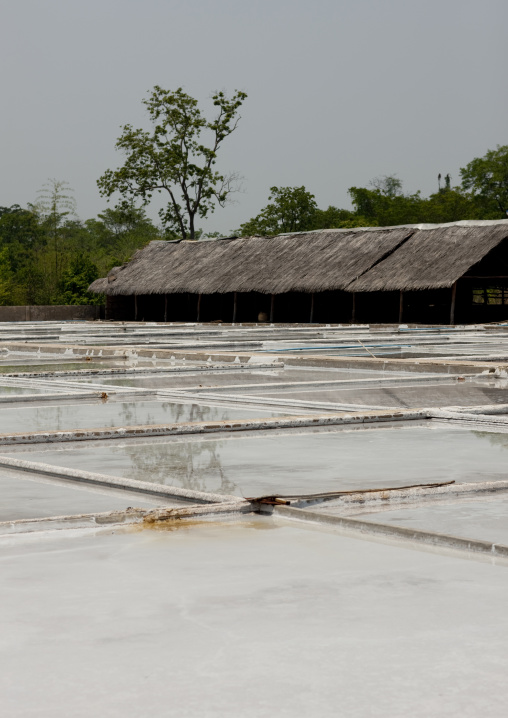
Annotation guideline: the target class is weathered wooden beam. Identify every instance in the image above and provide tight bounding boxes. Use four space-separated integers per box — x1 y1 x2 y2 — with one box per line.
450 281 457 325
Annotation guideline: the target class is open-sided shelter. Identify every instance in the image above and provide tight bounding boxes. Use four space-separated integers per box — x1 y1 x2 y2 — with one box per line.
89 220 508 324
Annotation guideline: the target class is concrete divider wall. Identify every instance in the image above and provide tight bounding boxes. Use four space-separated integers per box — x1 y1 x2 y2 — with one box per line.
0 305 104 322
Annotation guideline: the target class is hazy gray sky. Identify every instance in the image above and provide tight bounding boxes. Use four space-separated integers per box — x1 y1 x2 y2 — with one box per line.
2 0 507 233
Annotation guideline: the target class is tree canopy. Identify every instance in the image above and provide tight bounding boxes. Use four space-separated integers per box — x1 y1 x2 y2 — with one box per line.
58 254 101 305
238 162 496 236
239 186 318 235
0 178 162 306
98 86 247 239
460 144 508 217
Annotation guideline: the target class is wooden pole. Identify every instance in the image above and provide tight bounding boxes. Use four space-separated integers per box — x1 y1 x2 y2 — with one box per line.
164 294 168 322
196 293 202 322
134 294 138 321
398 290 404 324
351 293 356 324
309 293 315 323
232 292 238 323
270 294 275 323
450 281 457 325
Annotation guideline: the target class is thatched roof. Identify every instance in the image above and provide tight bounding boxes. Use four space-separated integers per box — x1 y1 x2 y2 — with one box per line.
89 220 508 296
89 227 413 296
89 266 122 294
348 222 508 292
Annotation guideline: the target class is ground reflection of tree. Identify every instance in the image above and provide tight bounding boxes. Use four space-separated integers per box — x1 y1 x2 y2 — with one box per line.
165 401 233 424
33 404 66 432
473 431 508 450
118 400 144 426
111 400 239 494
118 400 234 427
122 437 237 495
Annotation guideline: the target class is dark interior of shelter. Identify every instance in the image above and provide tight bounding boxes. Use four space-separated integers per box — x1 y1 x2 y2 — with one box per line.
105 284 508 325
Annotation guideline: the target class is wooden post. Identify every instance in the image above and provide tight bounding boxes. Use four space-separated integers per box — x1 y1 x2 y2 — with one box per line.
399 290 404 324
450 281 457 325
351 292 356 324
134 294 138 321
270 294 275 323
232 292 238 323
164 294 168 322
196 293 202 322
309 293 315 323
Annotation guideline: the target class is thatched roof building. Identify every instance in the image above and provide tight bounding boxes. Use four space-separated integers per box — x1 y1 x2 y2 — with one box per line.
348 223 508 292
90 227 415 296
90 220 508 325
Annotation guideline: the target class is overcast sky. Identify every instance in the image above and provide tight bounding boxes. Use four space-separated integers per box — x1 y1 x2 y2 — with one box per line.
2 0 507 233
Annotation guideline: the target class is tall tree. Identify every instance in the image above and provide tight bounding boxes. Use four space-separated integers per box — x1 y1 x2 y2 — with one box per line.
97 86 247 239
460 145 508 217
33 179 77 280
239 186 318 235
369 174 403 197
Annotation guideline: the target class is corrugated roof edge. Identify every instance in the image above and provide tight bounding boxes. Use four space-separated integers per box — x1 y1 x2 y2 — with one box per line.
142 221 508 245
275 219 508 237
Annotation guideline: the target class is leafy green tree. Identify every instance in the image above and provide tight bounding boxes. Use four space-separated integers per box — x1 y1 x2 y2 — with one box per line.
0 247 13 304
58 254 101 305
348 184 423 226
96 204 156 238
14 262 47 305
0 205 48 304
98 86 247 239
0 204 24 218
84 204 160 269
239 186 318 235
421 188 480 223
312 206 371 229
0 205 44 268
460 145 508 217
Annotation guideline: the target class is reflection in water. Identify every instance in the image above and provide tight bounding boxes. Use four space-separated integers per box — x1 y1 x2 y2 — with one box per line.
122 437 236 495
18 400 248 434
117 400 242 427
77 400 237 495
11 425 508 499
473 431 508 450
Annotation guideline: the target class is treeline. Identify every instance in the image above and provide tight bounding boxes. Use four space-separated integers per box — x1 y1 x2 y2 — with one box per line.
238 146 508 235
1 145 507 305
238 179 488 236
0 182 160 306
